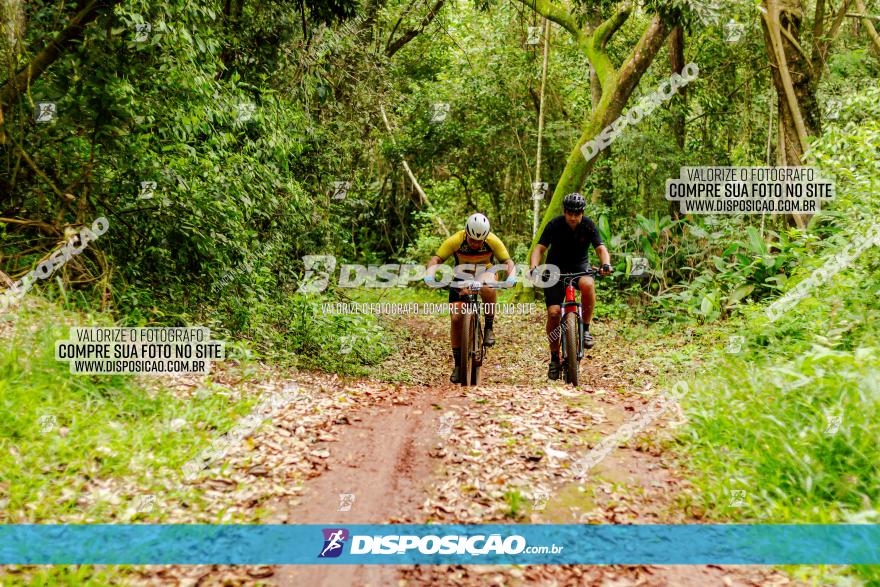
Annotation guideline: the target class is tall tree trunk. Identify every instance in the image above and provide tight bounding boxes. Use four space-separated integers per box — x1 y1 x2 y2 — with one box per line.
761 0 820 228
533 19 551 238
588 59 609 206
668 24 686 150
511 0 672 257
760 0 820 166
668 24 685 217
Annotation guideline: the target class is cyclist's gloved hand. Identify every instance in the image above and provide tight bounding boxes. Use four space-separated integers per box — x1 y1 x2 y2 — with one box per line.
600 263 613 276
423 273 436 286
528 266 538 284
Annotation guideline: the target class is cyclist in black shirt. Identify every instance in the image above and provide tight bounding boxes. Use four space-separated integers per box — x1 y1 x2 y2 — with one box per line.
529 193 612 380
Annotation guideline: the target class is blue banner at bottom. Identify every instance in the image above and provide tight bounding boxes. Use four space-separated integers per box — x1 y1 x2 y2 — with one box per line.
1 524 879 565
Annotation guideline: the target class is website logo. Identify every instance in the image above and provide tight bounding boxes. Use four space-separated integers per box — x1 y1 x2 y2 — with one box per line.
319 528 349 558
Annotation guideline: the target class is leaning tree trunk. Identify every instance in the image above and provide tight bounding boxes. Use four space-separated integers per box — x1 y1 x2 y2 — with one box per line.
530 13 670 249
588 62 614 208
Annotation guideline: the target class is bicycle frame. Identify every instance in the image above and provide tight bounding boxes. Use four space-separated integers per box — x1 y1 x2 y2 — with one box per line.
557 270 598 366
560 275 584 363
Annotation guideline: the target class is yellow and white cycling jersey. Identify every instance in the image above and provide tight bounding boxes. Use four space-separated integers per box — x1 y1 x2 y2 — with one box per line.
435 230 511 268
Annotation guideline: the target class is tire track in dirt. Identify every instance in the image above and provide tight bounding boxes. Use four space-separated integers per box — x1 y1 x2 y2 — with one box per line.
271 387 452 586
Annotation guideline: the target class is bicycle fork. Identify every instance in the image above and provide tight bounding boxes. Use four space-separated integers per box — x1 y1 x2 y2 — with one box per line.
561 281 584 361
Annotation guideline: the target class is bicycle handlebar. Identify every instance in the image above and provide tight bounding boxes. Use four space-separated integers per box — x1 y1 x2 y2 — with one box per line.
452 279 514 290
555 268 600 279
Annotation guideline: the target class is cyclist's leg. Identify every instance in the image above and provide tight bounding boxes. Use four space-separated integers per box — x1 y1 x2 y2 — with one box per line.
544 278 565 354
576 275 596 325
450 308 463 347
546 304 562 354
478 285 497 346
478 285 497 318
449 287 463 382
546 304 563 380
543 276 565 379
577 275 596 348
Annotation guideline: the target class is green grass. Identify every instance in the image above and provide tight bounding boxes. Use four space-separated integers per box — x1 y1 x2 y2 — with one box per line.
503 489 527 519
680 337 880 522
665 254 880 585
210 291 394 375
0 301 257 524
0 565 123 586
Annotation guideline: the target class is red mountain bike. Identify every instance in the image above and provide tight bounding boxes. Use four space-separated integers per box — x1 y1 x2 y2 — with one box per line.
557 269 600 386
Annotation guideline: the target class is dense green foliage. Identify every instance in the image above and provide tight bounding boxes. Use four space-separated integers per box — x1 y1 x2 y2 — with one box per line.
3 0 877 332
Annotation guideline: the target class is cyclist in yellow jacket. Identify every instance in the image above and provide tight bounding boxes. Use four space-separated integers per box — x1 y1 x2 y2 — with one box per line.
425 213 515 383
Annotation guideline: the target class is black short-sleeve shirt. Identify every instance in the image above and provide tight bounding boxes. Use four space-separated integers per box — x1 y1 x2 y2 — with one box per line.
538 215 604 271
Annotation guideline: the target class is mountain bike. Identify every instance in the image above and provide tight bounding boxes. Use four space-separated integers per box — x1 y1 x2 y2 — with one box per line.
557 269 600 386
454 279 510 387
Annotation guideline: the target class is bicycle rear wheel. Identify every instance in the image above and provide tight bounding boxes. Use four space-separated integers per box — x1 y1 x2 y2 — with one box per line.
563 312 580 386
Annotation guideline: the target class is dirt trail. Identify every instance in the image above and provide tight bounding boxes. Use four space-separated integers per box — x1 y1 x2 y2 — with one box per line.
140 309 795 586
263 310 795 586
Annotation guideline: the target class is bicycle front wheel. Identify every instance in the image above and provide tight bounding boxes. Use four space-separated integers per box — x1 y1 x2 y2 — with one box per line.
461 311 475 386
563 312 580 386
471 316 483 386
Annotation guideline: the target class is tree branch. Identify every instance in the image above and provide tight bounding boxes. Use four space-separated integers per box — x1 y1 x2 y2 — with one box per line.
761 0 811 158
386 0 446 57
379 105 450 236
779 20 811 63
515 0 582 40
577 4 633 91
827 0 854 40
593 2 631 49
612 15 670 117
813 0 852 74
8 138 74 203
386 0 420 51
812 0 827 52
811 0 827 74
847 12 880 21
0 217 59 235
0 0 121 108
853 0 880 54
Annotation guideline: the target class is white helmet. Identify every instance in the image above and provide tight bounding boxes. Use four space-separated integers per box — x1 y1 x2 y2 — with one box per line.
465 213 490 240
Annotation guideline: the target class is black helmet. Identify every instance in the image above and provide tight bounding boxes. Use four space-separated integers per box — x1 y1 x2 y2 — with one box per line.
563 192 586 213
